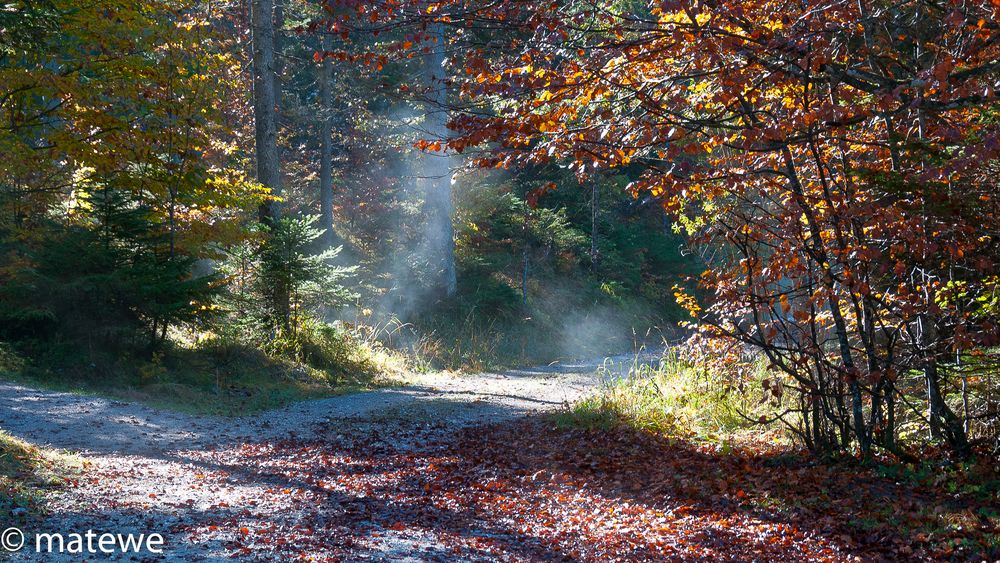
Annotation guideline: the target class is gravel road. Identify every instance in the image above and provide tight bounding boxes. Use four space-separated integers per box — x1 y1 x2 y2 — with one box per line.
0 354 657 561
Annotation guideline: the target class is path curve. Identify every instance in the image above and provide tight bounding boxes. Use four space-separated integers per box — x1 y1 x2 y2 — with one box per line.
1 354 657 562
0 357 638 455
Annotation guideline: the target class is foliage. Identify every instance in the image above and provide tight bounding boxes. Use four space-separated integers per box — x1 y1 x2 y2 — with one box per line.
0 1 408 404
0 0 257 357
1 0 255 244
4 1 1000 559
304 2 700 369
217 215 357 347
456 178 588 278
334 0 1000 458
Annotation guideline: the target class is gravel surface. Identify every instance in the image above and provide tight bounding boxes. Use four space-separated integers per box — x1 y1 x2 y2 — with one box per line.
0 354 656 561
0 360 619 455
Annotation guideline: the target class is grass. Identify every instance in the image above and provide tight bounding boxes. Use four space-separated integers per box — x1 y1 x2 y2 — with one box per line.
554 348 782 444
0 430 81 523
0 325 413 417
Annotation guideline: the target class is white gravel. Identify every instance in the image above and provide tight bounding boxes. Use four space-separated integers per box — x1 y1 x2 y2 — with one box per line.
0 355 661 561
0 358 629 456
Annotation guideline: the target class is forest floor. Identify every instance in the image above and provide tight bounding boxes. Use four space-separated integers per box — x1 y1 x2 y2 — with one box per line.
1 357 996 561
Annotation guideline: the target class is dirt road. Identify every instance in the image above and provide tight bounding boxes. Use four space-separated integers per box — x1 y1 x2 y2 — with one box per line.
0 357 645 561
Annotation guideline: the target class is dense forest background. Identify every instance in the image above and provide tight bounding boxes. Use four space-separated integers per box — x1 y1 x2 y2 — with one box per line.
2 0 999 460
0 0 698 410
2 0 1000 559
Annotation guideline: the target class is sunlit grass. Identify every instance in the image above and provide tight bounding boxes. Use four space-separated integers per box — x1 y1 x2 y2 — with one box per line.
0 430 82 521
556 349 785 444
0 323 414 417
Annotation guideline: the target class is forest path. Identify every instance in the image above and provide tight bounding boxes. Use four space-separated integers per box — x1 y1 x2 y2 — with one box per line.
1 354 659 561
0 357 626 457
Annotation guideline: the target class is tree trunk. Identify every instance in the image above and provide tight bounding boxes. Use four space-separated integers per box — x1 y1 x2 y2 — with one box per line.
522 242 529 305
590 182 599 271
251 0 281 223
422 22 456 297
273 0 284 79
925 360 971 457
883 379 896 450
318 33 334 246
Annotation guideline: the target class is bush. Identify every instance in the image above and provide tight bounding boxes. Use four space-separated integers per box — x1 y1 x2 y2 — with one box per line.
0 189 217 353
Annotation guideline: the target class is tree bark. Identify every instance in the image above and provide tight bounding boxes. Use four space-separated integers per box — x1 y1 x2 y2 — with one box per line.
273 0 284 79
251 0 281 223
422 22 456 297
318 33 334 246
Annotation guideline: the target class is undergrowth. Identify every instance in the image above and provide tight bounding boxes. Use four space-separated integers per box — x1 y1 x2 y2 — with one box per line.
0 430 81 524
0 322 411 417
401 277 671 371
554 348 786 445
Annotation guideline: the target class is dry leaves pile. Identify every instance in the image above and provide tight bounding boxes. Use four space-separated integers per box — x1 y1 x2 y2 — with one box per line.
54 418 996 561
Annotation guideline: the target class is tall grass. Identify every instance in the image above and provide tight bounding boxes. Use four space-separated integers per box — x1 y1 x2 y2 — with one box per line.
564 345 1000 456
558 347 781 443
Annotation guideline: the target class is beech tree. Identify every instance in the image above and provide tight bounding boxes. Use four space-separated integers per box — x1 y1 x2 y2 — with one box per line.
329 0 1000 456
467 0 999 456
0 0 255 347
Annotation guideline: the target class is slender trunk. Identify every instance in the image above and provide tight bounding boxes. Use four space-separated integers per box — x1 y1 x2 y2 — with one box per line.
422 22 455 297
318 33 334 246
920 318 970 456
522 242 529 305
884 380 896 450
590 182 599 271
781 146 868 455
962 366 970 435
251 0 281 223
924 359 970 456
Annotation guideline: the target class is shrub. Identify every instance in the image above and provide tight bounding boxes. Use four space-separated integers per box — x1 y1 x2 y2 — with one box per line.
216 215 356 350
